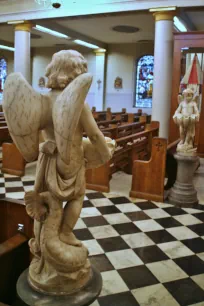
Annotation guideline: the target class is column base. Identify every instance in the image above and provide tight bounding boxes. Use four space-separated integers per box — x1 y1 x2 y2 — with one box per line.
16 265 102 306
168 153 199 208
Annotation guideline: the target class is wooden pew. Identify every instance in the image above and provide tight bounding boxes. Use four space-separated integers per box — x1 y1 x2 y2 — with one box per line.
130 138 167 202
0 126 11 145
0 121 6 127
97 119 123 129
86 122 159 192
1 132 44 177
0 198 32 305
92 108 127 122
129 138 180 202
101 122 146 139
2 143 26 177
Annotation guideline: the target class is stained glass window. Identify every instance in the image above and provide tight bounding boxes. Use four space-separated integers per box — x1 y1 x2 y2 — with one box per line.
135 55 154 108
0 57 7 100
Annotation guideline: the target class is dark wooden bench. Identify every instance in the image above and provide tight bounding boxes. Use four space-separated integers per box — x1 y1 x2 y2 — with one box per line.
101 122 146 139
0 198 33 305
130 138 180 202
86 121 159 192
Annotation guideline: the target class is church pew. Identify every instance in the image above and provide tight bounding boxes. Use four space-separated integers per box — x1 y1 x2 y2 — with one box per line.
86 122 159 192
164 139 180 190
97 119 123 129
1 132 45 177
0 198 32 305
0 233 30 305
92 108 127 122
0 126 11 145
0 121 6 127
112 121 159 175
129 138 179 202
101 122 146 139
130 137 167 202
2 143 26 177
0 198 33 242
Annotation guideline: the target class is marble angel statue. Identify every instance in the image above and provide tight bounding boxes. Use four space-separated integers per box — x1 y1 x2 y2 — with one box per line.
3 50 116 295
173 88 200 153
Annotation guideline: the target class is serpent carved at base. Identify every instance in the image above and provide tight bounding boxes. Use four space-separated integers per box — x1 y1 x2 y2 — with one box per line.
3 50 116 295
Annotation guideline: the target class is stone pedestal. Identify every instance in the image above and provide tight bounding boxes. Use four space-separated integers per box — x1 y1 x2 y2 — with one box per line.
168 153 199 207
16 265 102 306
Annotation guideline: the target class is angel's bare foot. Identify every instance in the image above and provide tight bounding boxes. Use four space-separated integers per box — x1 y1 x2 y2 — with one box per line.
59 232 82 247
25 191 48 222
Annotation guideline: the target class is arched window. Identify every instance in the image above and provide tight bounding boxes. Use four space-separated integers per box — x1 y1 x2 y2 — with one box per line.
135 55 154 108
0 57 7 100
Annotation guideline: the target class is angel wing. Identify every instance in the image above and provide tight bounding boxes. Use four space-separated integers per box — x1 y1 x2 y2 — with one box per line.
3 72 49 162
53 73 92 164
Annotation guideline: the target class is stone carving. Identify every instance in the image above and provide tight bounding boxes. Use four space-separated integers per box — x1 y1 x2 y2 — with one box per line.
173 88 200 153
114 77 122 89
38 76 46 88
3 50 116 295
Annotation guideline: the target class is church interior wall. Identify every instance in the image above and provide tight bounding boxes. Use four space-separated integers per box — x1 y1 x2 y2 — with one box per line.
105 42 154 114
0 42 154 114
31 47 96 107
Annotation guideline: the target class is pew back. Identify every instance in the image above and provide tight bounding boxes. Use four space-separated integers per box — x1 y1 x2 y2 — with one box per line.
0 199 32 304
130 137 167 202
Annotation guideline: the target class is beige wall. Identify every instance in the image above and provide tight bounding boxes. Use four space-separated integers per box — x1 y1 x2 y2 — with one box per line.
0 43 154 113
105 42 154 114
31 46 96 107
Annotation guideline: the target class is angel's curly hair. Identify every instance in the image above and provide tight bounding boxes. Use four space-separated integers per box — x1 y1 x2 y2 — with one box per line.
45 50 88 89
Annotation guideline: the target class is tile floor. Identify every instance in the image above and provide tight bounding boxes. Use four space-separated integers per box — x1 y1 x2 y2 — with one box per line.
1 161 204 305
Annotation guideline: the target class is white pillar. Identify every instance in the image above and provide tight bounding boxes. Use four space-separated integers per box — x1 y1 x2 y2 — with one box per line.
94 49 106 111
14 22 32 83
152 12 174 139
186 53 192 73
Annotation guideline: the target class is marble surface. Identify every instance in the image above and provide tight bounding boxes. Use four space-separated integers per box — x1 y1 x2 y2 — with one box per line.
1 154 204 305
17 266 102 306
3 50 115 295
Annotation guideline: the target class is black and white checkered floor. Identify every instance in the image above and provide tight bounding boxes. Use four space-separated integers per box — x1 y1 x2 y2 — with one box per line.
1 171 204 306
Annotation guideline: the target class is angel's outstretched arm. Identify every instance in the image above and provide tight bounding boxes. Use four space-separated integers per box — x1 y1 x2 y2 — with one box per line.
193 102 200 120
80 103 114 163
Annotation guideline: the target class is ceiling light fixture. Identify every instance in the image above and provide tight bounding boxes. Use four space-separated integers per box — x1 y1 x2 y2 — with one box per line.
74 39 103 49
149 6 176 12
35 0 63 8
35 0 51 6
7 20 24 25
0 45 15 52
34 25 69 39
174 16 187 32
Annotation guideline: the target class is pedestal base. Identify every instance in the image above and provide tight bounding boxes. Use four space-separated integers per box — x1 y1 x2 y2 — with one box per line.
16 265 102 306
168 153 199 208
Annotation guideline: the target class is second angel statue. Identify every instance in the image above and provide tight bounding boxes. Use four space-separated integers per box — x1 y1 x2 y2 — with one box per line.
3 50 115 295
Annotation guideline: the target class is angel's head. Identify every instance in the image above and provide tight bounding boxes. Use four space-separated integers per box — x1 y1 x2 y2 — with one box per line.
183 88 194 103
45 50 88 89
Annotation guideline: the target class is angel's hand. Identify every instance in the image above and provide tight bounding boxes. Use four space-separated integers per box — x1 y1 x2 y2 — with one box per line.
173 113 182 125
104 137 116 156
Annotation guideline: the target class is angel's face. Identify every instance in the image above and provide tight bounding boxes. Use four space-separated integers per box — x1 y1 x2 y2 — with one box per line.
185 93 193 103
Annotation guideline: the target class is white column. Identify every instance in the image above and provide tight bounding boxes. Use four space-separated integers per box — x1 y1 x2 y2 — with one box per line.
14 22 32 83
94 49 106 111
186 53 192 73
152 12 174 139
